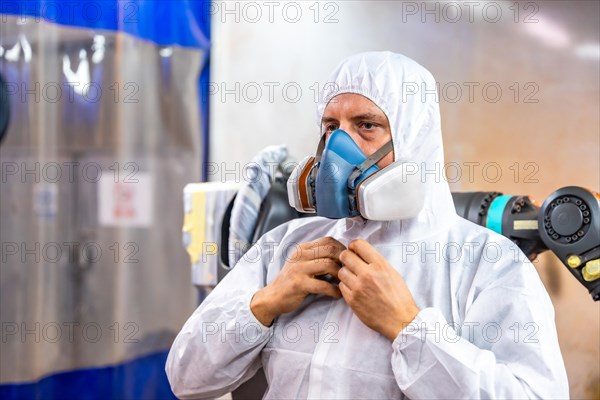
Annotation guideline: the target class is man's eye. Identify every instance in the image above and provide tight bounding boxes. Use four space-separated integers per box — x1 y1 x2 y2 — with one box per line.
360 122 376 130
325 124 338 132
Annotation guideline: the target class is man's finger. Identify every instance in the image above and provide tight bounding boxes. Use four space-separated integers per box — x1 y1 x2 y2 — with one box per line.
305 237 346 261
337 266 358 290
339 281 352 302
304 258 342 278
339 249 368 276
305 236 344 250
348 239 382 265
304 279 342 299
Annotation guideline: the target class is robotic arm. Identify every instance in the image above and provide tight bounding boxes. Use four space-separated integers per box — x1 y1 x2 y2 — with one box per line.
452 187 600 301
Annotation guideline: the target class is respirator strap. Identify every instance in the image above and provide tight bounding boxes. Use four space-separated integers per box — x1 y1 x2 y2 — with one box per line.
347 139 394 188
314 134 327 163
306 134 328 207
347 139 394 212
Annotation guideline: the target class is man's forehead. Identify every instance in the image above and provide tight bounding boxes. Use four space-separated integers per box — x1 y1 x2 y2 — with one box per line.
322 93 387 119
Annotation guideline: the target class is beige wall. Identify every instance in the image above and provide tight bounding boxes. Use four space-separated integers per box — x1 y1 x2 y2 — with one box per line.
211 1 600 397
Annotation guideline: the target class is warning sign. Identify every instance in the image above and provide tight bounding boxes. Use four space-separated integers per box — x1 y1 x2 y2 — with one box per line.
98 172 153 227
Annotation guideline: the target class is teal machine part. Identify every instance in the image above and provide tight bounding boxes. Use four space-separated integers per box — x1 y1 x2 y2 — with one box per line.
486 195 513 235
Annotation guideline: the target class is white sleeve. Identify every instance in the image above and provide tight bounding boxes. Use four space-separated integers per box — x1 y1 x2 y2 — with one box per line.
165 240 275 400
391 263 569 399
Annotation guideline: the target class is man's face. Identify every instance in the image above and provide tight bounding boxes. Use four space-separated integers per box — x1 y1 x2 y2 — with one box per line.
321 93 394 169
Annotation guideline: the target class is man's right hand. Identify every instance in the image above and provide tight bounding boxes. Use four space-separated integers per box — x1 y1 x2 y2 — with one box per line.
250 237 346 326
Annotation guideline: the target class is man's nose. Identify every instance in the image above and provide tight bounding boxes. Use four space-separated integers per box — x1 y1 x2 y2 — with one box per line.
338 122 351 133
338 124 360 144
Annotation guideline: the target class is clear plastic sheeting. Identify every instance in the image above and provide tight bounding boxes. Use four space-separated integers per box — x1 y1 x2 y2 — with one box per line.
0 15 203 392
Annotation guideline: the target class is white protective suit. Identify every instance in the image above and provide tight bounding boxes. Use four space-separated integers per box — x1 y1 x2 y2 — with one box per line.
166 52 569 399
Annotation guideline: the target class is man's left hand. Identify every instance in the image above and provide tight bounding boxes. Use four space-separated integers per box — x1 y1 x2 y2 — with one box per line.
338 239 420 342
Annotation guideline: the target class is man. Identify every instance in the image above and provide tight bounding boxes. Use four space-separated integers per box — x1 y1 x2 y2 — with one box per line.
166 52 569 399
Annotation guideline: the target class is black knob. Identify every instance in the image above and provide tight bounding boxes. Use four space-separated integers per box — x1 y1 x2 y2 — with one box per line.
550 203 583 236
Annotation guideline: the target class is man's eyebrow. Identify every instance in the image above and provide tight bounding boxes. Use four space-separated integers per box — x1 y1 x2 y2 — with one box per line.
350 113 386 122
321 117 339 124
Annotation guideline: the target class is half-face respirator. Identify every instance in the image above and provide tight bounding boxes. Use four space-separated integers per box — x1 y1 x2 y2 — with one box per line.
287 129 425 221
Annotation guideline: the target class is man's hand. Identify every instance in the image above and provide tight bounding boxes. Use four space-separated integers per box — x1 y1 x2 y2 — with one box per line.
338 239 420 341
251 237 346 326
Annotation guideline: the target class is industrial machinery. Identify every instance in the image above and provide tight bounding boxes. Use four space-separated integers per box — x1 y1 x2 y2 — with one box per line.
452 188 600 301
